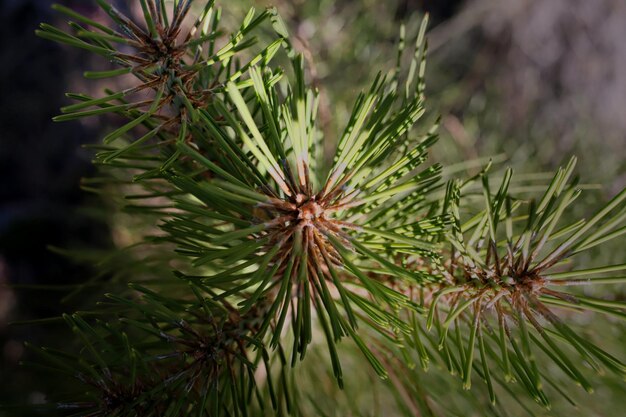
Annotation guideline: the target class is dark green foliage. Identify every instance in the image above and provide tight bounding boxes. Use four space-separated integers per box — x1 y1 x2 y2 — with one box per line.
27 1 626 416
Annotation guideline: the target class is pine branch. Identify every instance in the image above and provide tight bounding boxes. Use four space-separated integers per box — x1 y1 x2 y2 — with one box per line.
400 160 626 407
28 1 626 415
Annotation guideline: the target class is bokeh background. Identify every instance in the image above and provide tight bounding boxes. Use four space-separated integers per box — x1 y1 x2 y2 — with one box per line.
1 0 625 415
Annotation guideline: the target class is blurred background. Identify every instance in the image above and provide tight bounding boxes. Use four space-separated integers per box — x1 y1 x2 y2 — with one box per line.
1 0 625 415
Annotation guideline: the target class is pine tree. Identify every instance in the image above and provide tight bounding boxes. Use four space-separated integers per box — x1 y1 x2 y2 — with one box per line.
27 1 626 415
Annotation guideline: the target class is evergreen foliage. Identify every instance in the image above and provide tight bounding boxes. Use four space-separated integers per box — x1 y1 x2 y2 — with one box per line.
25 1 626 415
